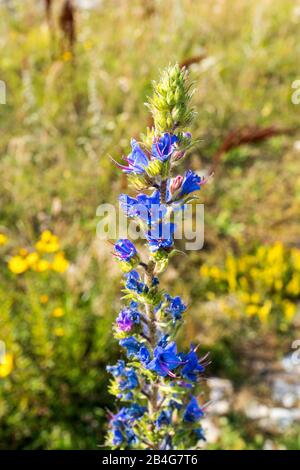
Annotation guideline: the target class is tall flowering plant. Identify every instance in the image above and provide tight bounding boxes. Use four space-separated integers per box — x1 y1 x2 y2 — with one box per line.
106 65 209 450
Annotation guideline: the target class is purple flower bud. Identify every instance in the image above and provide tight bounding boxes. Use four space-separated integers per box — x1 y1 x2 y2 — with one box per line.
116 303 140 332
169 175 183 195
114 239 137 262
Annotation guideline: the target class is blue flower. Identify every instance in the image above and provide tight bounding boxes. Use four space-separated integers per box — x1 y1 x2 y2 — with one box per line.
152 133 178 162
116 302 140 332
110 405 146 446
176 380 193 389
119 337 142 358
180 170 201 196
155 410 172 428
107 360 126 377
126 403 147 420
146 222 176 252
114 239 137 262
137 345 151 365
120 190 166 225
117 139 149 174
157 334 169 348
164 294 186 322
169 399 183 410
183 396 204 423
147 342 181 377
116 310 134 332
125 270 145 293
136 190 167 223
180 346 205 382
119 368 139 391
194 428 206 441
119 194 141 218
108 363 139 398
125 428 138 445
112 429 123 446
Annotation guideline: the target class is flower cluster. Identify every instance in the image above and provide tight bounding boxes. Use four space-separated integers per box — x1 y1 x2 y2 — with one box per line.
7 230 69 275
200 242 299 327
106 65 209 450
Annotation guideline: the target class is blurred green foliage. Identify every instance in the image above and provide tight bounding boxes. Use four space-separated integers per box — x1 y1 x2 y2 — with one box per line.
0 0 300 449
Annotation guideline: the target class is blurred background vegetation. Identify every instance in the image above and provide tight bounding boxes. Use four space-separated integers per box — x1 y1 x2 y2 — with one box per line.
0 0 300 449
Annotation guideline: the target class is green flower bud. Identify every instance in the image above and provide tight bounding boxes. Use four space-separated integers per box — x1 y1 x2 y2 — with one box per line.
145 160 163 177
118 254 140 273
128 174 149 191
146 64 196 133
140 127 155 148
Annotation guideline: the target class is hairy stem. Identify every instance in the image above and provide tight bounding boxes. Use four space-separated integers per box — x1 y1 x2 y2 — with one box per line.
161 178 168 204
143 260 160 448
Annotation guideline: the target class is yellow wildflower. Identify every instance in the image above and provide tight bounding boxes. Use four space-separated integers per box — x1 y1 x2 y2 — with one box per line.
286 275 300 296
0 352 13 378
283 301 296 322
256 245 267 260
274 279 283 291
51 252 69 273
26 252 39 267
210 266 222 280
238 291 250 303
291 248 300 271
199 265 210 277
258 300 272 323
251 293 261 304
62 51 72 62
35 231 60 253
52 307 64 318
84 40 92 50
54 327 65 337
41 230 52 242
0 233 8 246
40 294 49 304
8 255 28 274
33 259 50 272
239 277 249 290
246 304 259 317
19 248 28 257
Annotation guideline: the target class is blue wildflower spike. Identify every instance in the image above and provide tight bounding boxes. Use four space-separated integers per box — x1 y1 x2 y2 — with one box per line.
106 64 209 450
